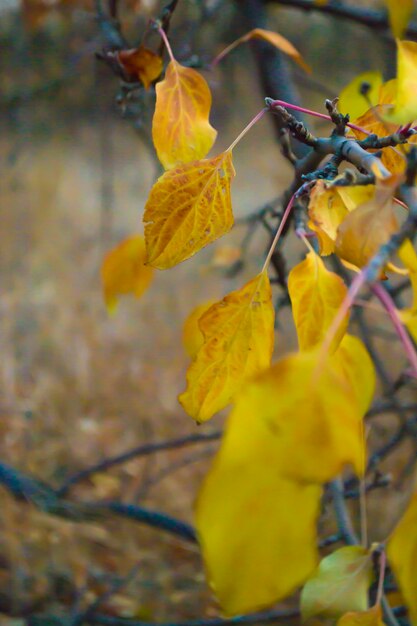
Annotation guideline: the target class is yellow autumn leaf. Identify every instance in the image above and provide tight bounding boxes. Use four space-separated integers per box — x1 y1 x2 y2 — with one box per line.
143 151 235 269
385 0 414 38
182 300 216 359
337 605 386 626
387 490 417 625
152 60 217 169
288 251 348 353
301 546 373 620
339 71 383 122
179 271 274 423
335 179 399 271
195 456 322 616
101 235 153 314
397 239 417 341
332 335 376 416
308 181 375 255
387 40 417 125
213 350 366 484
239 28 311 73
117 46 163 89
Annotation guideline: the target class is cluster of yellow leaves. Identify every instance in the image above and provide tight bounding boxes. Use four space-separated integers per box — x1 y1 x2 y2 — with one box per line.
308 174 405 279
191 246 375 614
142 27 309 269
341 42 417 176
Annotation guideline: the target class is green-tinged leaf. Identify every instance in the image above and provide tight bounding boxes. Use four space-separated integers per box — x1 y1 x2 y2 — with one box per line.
301 546 373 620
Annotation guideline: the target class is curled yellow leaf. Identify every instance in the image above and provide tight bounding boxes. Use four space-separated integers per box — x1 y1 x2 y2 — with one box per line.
239 28 310 73
152 60 217 169
288 251 348 353
179 271 275 423
335 179 399 271
385 0 414 38
308 181 375 256
143 151 235 269
101 235 153 314
301 546 373 620
117 46 163 89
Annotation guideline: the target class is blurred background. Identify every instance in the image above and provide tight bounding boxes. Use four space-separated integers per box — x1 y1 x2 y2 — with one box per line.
0 0 415 622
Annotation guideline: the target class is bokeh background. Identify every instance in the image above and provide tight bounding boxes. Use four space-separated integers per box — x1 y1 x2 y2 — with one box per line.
0 0 415 622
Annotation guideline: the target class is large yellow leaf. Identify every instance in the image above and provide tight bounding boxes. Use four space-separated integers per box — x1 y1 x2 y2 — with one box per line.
195 437 322 615
308 181 375 255
143 151 235 269
214 350 366 484
387 40 417 125
339 71 383 122
387 491 417 625
179 271 274 423
332 335 376 416
117 46 163 89
335 179 399 271
152 60 217 169
386 0 414 39
101 235 153 314
182 300 216 359
288 251 348 352
338 606 386 626
301 546 373 620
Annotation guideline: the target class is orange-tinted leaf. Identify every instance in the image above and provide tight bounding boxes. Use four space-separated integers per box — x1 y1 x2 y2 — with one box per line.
387 490 417 625
179 271 274 422
338 606 386 626
239 28 310 73
385 0 414 38
301 546 372 620
117 46 163 89
339 71 383 121
308 181 374 255
152 60 217 169
335 179 399 271
143 151 235 269
182 300 216 359
288 251 348 352
101 235 153 313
